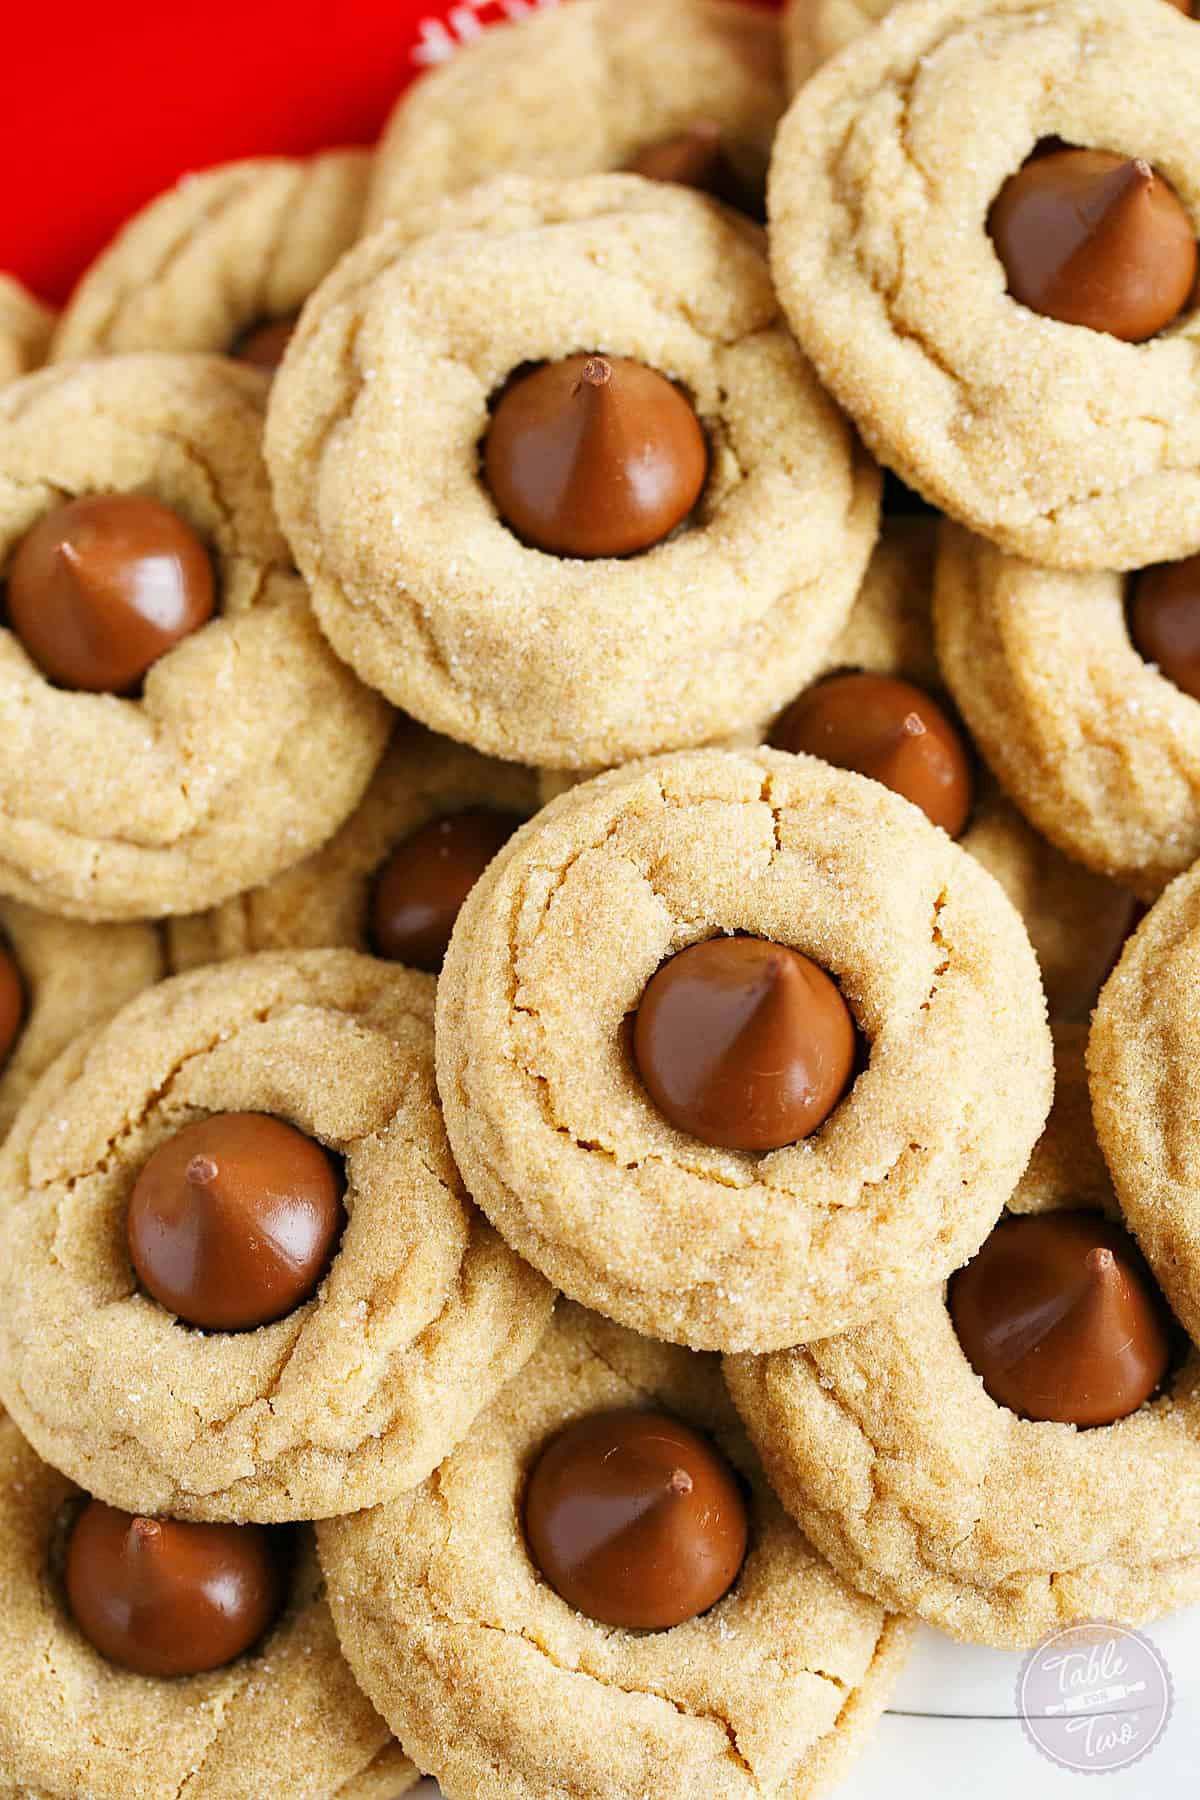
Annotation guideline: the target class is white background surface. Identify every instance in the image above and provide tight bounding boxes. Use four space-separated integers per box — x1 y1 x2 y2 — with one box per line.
404 1607 1200 1796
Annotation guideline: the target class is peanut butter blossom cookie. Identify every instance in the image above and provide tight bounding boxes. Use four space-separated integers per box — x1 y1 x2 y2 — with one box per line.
436 747 1052 1351
935 526 1200 895
0 1415 417 1798
0 273 53 386
366 0 783 229
52 151 370 372
727 1027 1200 1647
267 175 879 768
169 717 539 974
1090 858 1200 1351
0 354 390 921
318 1303 913 1800
0 950 553 1521
769 0 1200 571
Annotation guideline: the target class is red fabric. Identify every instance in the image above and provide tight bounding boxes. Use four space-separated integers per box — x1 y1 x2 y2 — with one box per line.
3 0 780 306
2 0 426 303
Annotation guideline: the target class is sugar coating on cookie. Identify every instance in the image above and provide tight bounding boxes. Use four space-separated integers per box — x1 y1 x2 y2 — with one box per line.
769 0 1200 570
366 0 783 228
318 1302 913 1800
436 747 1053 1351
267 175 880 768
782 0 1198 89
1090 860 1200 1349
168 718 540 972
727 1026 1200 1647
934 522 1200 896
51 151 370 362
0 950 554 1520
0 273 54 386
0 1415 417 1799
0 899 164 1139
0 354 391 920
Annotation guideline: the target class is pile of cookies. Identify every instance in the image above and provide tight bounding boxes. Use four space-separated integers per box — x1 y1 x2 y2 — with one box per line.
2 0 1200 1792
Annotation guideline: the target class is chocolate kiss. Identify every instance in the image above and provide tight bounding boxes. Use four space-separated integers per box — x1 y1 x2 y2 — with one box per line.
484 353 708 559
65 1500 284 1676
626 121 768 221
633 937 856 1151
771 671 974 838
0 942 23 1068
989 149 1197 342
1130 552 1200 700
523 1409 747 1631
5 493 216 694
949 1212 1174 1426
127 1113 344 1332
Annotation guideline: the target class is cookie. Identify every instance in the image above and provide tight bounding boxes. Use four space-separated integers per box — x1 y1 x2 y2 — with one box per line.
0 900 163 1139
366 0 783 229
0 1413 419 1800
52 152 369 368
317 1302 913 1800
168 718 540 973
0 275 53 386
0 354 390 921
726 1025 1200 1647
935 522 1200 896
266 175 879 768
1090 858 1200 1349
436 747 1052 1351
769 0 1200 570
0 950 554 1522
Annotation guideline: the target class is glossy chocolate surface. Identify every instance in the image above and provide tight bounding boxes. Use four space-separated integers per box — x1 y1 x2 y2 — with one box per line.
949 1210 1174 1426
127 1112 345 1332
633 937 857 1151
6 494 215 693
524 1409 748 1629
772 671 974 837
484 354 707 558
989 148 1196 342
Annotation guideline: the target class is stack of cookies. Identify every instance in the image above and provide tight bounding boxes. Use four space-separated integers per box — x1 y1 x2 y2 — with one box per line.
1 0 1199 1793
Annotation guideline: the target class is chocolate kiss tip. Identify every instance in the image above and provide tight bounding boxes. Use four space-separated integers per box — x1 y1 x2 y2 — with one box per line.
579 357 613 390
667 1468 695 1496
186 1153 219 1187
902 711 927 737
1086 1246 1118 1275
1133 158 1155 186
127 1517 164 1553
